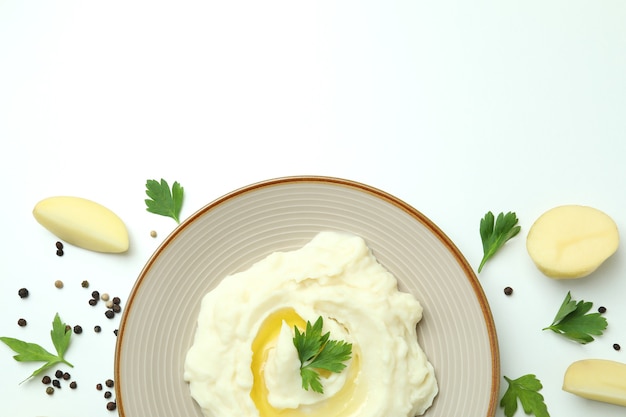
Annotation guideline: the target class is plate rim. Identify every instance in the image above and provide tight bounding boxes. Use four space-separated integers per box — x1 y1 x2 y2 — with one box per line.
114 175 500 417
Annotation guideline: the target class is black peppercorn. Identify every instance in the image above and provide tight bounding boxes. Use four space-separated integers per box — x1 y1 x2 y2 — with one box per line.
112 304 121 313
94 325 102 333
52 379 61 388
598 306 607 314
96 383 103 391
56 241 64 250
69 381 77 389
112 297 121 305
63 372 70 380
113 329 119 336
504 287 513 296
55 370 63 378
42 376 51 385
92 290 100 299
73 325 83 334
56 249 64 257
106 401 117 411
46 387 54 395
105 379 114 388
89 298 98 306
18 288 29 298
17 318 27 327
104 391 112 399
105 310 115 319
614 343 621 351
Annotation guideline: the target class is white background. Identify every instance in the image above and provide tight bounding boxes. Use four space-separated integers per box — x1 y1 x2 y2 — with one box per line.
1 1 626 416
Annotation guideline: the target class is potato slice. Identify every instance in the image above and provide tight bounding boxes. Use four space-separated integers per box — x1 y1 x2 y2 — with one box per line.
33 196 129 253
563 359 626 407
526 205 618 279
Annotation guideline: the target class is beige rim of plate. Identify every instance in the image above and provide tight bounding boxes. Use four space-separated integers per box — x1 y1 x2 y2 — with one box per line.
114 176 500 417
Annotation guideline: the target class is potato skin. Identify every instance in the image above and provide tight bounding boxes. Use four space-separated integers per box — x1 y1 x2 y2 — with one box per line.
526 205 618 279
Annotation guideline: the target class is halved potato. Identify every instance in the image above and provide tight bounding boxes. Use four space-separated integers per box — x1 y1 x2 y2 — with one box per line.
33 196 129 253
563 359 626 407
526 205 618 279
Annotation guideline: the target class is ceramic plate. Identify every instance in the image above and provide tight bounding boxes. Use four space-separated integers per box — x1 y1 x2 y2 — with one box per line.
115 176 499 417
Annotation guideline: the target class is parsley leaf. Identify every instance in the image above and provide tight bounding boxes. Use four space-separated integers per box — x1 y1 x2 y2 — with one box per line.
543 291 607 344
0 313 74 383
293 316 352 394
145 178 184 223
500 374 550 417
478 211 521 273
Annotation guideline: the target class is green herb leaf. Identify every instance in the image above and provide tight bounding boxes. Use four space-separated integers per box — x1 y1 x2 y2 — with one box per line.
0 338 59 363
478 211 521 273
145 178 184 223
500 374 550 417
543 291 607 344
0 313 74 383
293 316 352 394
300 367 323 394
51 313 71 358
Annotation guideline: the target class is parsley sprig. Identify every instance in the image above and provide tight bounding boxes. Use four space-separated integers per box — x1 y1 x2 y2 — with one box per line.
145 178 184 223
543 291 607 344
0 313 73 383
292 316 352 394
500 374 550 417
478 211 521 273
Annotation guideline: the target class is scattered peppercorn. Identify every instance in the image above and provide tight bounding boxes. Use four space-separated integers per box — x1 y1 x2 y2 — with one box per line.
42 376 51 385
89 298 98 306
55 280 64 289
112 297 121 305
105 379 114 388
18 288 29 298
150 230 157 238
104 391 112 399
81 280 90 288
105 310 115 319
56 249 64 256
614 343 621 351
94 325 102 333
46 387 54 395
52 379 61 388
55 370 63 378
112 304 121 314
101 293 110 302
503 287 513 296
113 329 118 336
56 241 64 250
105 300 114 309
92 290 100 299
65 325 72 333
96 383 103 391
598 306 607 314
69 381 77 389
106 401 117 411
73 325 83 334
63 372 71 380
17 318 27 327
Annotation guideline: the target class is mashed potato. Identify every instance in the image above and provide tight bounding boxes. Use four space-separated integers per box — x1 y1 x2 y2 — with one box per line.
184 231 438 417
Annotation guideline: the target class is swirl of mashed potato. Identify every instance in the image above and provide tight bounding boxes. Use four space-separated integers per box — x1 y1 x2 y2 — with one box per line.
184 231 438 417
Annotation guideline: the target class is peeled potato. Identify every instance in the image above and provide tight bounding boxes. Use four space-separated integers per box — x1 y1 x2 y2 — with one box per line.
526 205 618 279
33 196 129 253
563 359 626 407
